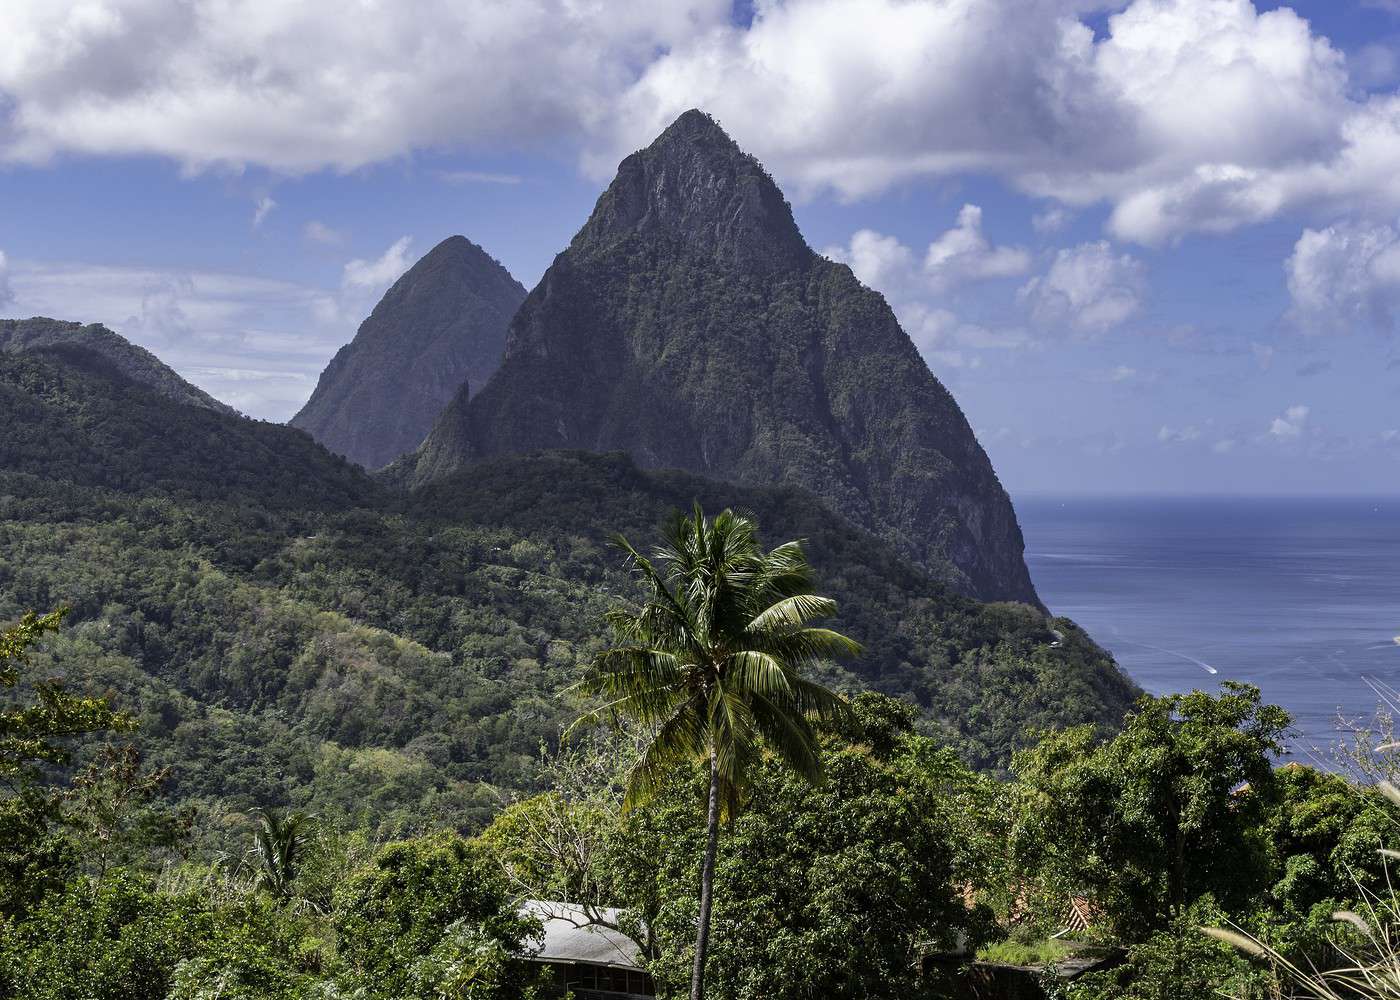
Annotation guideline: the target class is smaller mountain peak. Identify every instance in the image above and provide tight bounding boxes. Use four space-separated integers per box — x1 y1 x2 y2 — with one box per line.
410 235 514 285
289 236 525 469
430 235 478 254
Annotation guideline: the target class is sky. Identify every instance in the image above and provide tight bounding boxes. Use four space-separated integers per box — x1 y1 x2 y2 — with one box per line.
2 0 1400 496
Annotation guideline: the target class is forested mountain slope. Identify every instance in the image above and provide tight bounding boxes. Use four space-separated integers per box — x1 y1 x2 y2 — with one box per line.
0 348 370 508
0 317 235 415
409 110 1038 605
0 341 1136 850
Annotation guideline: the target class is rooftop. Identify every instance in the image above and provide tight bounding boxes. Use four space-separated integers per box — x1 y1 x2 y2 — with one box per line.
522 900 646 970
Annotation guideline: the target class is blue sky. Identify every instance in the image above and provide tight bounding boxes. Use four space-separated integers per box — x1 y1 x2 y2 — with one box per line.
2 1 1400 495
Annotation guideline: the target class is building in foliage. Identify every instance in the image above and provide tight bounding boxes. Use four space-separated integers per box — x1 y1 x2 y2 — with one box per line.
523 901 655 999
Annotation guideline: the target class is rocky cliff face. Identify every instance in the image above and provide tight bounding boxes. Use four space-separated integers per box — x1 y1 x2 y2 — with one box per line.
410 111 1039 605
0 317 236 415
291 236 525 469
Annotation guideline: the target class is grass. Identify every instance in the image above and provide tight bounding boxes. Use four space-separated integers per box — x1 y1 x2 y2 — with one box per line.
975 936 1074 967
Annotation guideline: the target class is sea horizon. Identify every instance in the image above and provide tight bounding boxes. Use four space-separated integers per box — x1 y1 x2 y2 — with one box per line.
1018 494 1400 761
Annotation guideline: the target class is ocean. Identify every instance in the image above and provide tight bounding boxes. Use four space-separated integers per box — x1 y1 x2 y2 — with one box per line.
1016 496 1400 756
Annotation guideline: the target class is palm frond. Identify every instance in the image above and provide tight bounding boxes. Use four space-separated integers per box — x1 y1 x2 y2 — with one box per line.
724 650 795 697
750 691 823 784
747 594 840 632
621 703 706 812
577 505 858 825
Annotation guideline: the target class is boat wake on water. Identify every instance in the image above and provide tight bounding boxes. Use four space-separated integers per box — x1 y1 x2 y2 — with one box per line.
1102 625 1219 675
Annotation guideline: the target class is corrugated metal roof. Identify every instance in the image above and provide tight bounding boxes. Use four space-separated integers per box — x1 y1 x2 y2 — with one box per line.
522 900 646 970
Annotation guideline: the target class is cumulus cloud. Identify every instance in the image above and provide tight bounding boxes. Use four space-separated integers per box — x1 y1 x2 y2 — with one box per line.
826 203 1029 297
3 1 1399 243
923 205 1031 289
0 0 727 172
595 0 1400 243
822 208 1031 369
1269 403 1310 439
1285 219 1400 332
1032 207 1071 235
303 221 346 247
1019 241 1147 333
828 229 917 297
893 303 1026 359
343 237 413 292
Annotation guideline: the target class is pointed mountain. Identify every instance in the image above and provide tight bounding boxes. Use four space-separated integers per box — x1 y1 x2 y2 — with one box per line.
0 317 236 415
410 111 1039 605
290 236 526 469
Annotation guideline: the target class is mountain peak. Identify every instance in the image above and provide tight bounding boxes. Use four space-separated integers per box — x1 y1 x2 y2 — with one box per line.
654 108 737 147
290 236 525 469
573 109 808 270
409 115 1040 605
423 234 488 262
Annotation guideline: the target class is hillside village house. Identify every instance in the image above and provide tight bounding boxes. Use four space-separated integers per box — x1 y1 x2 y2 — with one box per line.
523 901 656 999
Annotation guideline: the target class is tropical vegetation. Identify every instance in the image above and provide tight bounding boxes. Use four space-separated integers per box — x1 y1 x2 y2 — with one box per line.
574 506 855 998
7 562 1400 998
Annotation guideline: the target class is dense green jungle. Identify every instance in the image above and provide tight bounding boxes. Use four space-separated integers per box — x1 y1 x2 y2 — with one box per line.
4 341 1400 1000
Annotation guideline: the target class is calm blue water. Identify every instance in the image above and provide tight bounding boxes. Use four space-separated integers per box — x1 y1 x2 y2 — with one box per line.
1017 496 1400 754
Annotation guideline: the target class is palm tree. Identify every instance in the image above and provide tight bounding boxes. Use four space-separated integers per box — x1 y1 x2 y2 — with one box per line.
247 806 314 902
574 505 859 1000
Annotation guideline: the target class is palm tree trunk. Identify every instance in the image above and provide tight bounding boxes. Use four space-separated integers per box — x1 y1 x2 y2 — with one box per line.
690 747 721 1000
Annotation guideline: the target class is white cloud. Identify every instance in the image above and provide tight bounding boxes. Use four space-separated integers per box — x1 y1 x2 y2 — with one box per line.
343 237 413 293
1020 240 1147 333
1158 424 1201 443
252 195 276 228
304 221 346 246
1212 438 1237 454
828 229 917 298
924 349 981 371
1109 365 1136 382
822 206 1031 369
593 0 1400 243
0 251 13 309
923 204 1031 289
1285 219 1400 332
1032 207 1071 235
895 303 1026 356
1352 42 1400 91
5 258 346 416
3 1 1396 243
2 244 423 418
0 0 728 172
826 203 1029 298
1269 403 1310 439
